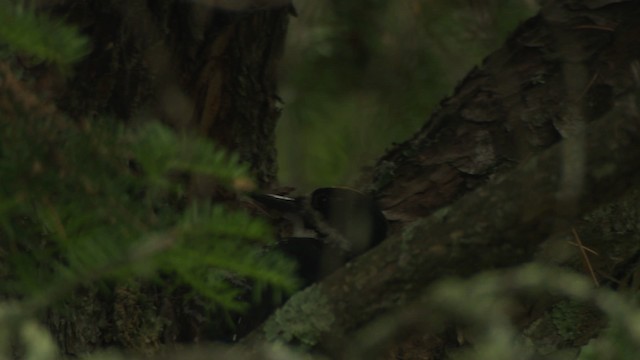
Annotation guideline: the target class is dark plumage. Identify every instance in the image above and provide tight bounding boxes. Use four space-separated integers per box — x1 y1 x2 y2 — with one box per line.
232 188 388 340
251 187 388 284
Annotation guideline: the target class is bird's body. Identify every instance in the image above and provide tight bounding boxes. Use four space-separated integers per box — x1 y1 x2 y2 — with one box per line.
251 187 388 284
232 187 388 340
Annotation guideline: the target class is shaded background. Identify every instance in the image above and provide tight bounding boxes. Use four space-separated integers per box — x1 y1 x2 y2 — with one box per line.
276 0 538 191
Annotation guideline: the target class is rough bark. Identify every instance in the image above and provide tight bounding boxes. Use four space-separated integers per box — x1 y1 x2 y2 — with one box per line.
244 0 640 357
32 1 290 355
370 0 638 226
53 0 288 186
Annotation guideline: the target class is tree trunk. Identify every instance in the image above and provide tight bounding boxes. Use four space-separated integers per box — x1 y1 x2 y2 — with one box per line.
369 0 639 226
247 0 640 358
37 1 290 355
55 0 288 187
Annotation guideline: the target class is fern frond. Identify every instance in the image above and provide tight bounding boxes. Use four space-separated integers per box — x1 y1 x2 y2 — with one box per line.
0 2 89 65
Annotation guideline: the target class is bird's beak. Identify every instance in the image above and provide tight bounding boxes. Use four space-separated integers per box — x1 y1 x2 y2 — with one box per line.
250 193 300 212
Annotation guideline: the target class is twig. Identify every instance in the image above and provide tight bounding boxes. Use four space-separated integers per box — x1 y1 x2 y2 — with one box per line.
570 227 599 287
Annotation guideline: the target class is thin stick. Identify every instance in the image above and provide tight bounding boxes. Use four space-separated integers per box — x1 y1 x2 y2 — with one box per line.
571 227 599 287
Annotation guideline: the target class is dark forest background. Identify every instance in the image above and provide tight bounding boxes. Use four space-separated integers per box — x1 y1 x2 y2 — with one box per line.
2 0 640 359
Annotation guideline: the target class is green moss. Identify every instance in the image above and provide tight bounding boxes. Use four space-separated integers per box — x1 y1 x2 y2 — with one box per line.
263 285 335 347
550 300 584 341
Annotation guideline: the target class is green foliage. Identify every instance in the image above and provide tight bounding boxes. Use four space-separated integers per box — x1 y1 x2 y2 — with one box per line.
0 303 57 360
421 264 640 359
0 116 298 312
0 3 301 355
129 123 249 190
0 1 89 65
